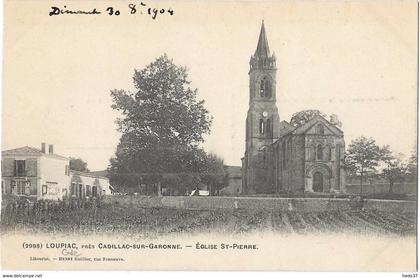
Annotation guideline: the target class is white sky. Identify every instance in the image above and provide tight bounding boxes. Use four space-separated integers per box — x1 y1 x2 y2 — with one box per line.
2 1 418 170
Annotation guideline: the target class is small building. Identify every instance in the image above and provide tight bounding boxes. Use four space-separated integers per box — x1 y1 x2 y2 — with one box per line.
2 143 112 200
220 165 242 196
70 170 112 198
2 143 71 200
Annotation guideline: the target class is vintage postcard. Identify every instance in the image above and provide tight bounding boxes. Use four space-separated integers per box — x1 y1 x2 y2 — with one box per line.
1 0 418 272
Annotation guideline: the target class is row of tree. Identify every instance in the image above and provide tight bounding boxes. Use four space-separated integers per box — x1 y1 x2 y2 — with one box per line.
103 54 416 196
345 136 417 194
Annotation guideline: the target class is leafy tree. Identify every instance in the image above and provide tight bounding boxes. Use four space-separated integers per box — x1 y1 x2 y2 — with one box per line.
406 150 417 182
200 153 226 196
69 157 89 172
345 136 383 195
108 54 212 193
380 146 408 193
289 109 343 128
289 110 327 127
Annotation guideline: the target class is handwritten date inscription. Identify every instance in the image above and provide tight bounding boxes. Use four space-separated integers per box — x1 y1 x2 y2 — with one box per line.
49 2 174 20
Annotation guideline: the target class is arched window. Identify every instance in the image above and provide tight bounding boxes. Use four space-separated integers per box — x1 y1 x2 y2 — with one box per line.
317 124 324 135
260 77 272 98
317 144 323 160
326 146 331 161
259 119 264 134
264 78 272 98
266 119 271 136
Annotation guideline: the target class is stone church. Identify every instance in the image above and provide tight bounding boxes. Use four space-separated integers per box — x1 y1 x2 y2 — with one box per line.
241 22 346 195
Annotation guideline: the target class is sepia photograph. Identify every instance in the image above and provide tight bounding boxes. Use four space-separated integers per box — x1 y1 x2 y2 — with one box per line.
0 0 418 272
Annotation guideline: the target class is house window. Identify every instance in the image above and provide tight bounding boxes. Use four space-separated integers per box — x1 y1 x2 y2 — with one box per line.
24 181 30 195
42 184 48 195
86 185 91 197
11 181 16 194
14 181 30 195
65 165 70 176
317 144 323 160
14 160 26 177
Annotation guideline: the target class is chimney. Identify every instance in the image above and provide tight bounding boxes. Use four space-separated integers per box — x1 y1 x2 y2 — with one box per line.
48 144 54 154
41 142 46 153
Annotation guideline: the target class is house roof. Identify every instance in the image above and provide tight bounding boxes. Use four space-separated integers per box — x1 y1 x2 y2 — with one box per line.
2 146 69 160
70 170 109 180
224 165 242 178
89 170 108 178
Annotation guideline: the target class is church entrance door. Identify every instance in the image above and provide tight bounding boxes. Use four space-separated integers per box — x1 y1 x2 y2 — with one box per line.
313 172 323 192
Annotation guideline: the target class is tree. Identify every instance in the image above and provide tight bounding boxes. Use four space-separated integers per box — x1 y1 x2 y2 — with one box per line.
69 157 89 172
200 153 226 196
289 110 327 127
289 109 343 128
108 54 213 192
345 136 382 195
406 150 417 182
380 146 408 193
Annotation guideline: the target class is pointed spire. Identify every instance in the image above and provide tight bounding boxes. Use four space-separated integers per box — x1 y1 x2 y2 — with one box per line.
255 20 270 58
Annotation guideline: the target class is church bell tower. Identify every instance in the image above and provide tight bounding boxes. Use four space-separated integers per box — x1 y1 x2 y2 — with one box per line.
243 21 280 194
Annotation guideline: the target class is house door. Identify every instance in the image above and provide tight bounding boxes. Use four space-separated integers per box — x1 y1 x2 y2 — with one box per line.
92 186 97 197
78 184 83 198
313 172 323 192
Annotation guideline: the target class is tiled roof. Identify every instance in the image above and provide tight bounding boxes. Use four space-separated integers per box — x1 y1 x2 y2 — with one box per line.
70 170 109 180
2 146 70 160
276 114 343 140
89 170 108 178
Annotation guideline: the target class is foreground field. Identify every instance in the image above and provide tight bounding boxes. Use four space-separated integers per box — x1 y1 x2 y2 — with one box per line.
1 200 416 237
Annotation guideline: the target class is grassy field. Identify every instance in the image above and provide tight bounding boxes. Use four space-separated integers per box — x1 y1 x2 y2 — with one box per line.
1 198 416 237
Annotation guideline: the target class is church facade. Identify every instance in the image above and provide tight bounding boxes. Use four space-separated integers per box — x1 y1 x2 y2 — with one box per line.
241 22 346 195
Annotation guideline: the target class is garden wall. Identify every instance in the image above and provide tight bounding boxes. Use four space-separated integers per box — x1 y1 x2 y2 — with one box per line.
346 182 417 195
103 195 416 213
363 199 416 213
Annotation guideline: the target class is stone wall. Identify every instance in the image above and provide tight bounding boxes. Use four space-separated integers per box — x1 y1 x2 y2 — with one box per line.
346 182 417 195
364 199 416 213
103 195 415 213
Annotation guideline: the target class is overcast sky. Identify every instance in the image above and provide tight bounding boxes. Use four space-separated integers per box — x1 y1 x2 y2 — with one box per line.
3 1 417 170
